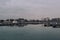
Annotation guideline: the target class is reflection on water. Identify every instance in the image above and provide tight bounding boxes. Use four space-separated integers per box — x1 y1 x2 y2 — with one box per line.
0 24 28 27
0 23 59 29
0 24 42 27
0 25 60 40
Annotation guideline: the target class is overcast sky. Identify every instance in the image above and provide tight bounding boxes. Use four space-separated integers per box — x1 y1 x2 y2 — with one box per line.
0 0 60 19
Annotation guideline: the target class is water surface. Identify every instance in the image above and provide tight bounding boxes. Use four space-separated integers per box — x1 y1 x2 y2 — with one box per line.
0 25 60 40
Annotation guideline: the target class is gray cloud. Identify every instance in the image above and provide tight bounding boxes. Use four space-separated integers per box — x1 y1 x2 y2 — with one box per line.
0 0 60 19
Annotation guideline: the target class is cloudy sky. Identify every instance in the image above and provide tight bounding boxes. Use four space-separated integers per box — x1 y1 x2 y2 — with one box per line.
0 0 60 19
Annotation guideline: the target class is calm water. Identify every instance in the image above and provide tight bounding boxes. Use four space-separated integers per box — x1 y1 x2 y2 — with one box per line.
0 25 60 40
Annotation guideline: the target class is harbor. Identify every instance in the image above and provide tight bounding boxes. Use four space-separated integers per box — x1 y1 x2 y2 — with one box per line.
0 18 60 28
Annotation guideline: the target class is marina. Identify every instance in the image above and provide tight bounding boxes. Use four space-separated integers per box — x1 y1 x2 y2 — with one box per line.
0 18 60 28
